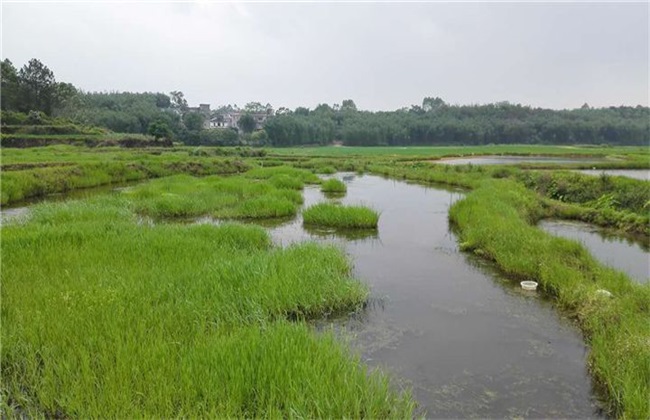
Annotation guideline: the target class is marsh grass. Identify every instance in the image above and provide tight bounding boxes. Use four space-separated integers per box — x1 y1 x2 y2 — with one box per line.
1 197 414 417
449 179 650 419
303 203 379 229
316 165 337 174
124 175 302 219
1 158 250 205
321 178 347 194
244 165 320 184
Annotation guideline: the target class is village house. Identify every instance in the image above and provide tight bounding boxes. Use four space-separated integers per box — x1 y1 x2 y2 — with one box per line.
207 110 274 131
187 103 274 131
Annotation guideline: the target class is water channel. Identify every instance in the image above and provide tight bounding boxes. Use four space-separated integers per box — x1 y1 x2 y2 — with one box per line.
540 220 649 284
2 174 608 417
264 174 603 418
575 169 650 181
436 155 607 166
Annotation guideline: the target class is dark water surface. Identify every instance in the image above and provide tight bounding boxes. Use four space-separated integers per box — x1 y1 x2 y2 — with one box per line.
437 155 606 166
268 174 603 418
540 220 649 284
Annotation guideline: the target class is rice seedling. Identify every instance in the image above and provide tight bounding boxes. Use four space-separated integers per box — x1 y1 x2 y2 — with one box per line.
316 165 337 174
243 165 320 184
1 197 414 417
269 174 304 190
321 178 347 194
303 203 379 229
124 175 301 219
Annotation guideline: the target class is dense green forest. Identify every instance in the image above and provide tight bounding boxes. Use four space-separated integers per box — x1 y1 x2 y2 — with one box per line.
267 100 649 147
2 58 648 147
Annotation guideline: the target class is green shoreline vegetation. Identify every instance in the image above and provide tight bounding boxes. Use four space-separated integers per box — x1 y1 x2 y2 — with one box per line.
450 181 650 418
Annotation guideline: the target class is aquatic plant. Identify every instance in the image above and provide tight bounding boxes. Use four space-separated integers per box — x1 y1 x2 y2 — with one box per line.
303 203 379 229
124 175 301 219
321 178 347 194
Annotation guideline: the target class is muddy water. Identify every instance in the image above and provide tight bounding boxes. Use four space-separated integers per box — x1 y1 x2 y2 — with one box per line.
576 169 650 181
540 220 649 284
268 174 603 418
436 155 606 166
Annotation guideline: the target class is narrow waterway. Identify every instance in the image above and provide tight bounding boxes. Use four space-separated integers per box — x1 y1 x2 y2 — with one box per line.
436 155 607 166
267 174 603 418
575 169 650 181
540 220 649 284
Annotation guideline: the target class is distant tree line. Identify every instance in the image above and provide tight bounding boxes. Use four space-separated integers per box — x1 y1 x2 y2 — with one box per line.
262 98 650 147
2 58 648 147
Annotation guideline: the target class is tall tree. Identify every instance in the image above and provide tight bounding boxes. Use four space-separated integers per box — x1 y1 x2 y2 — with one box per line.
341 99 357 112
18 58 57 114
156 93 171 108
183 112 205 132
422 97 446 112
238 113 256 133
244 102 266 113
53 82 79 114
148 119 172 140
1 59 20 111
170 90 188 112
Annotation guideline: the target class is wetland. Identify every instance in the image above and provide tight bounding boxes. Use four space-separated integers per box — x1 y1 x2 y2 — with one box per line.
2 145 649 418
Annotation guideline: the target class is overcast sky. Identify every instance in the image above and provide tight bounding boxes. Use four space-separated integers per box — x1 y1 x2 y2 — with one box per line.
2 1 648 111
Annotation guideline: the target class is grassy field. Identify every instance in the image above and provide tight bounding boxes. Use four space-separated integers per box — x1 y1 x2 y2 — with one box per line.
2 144 648 206
1 193 413 417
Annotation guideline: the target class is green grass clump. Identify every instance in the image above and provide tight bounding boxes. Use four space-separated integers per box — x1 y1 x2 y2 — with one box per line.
124 175 301 219
244 165 320 184
316 165 337 174
449 179 650 418
303 203 379 229
269 174 304 190
1 197 414 417
321 178 347 194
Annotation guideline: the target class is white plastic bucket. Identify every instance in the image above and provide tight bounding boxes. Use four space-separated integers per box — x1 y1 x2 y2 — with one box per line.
520 281 538 291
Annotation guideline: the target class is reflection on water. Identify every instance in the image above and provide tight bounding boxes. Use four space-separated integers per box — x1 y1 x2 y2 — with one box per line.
576 169 650 181
436 155 606 166
268 174 604 418
540 219 649 284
